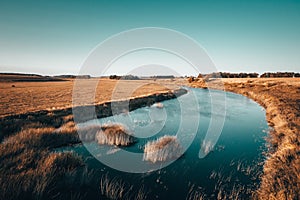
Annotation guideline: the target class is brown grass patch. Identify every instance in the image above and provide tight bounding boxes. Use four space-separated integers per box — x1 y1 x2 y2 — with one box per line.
100 174 147 200
143 135 183 163
96 123 135 146
0 123 93 200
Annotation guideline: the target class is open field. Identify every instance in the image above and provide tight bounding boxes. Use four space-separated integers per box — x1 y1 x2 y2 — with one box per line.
0 75 299 199
189 77 300 199
0 77 180 117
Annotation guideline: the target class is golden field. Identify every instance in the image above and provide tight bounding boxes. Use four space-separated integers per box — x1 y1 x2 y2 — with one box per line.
0 78 180 117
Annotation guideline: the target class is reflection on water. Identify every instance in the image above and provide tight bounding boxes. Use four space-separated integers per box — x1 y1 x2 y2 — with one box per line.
60 88 268 199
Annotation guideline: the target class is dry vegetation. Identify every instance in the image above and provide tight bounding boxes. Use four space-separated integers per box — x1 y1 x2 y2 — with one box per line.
143 135 183 163
189 77 300 199
96 123 135 146
100 174 148 200
0 122 88 200
0 115 143 199
76 123 136 146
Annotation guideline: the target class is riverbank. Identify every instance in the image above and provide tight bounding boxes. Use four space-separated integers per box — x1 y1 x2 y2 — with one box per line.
0 78 181 118
0 78 186 140
189 77 300 199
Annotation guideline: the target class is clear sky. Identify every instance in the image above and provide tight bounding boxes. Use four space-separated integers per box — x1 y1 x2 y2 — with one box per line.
0 0 299 75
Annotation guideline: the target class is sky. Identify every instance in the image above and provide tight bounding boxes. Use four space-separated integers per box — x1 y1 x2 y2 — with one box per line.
0 0 299 76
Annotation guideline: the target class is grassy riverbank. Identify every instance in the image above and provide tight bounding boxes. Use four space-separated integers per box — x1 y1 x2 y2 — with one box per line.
189 77 300 199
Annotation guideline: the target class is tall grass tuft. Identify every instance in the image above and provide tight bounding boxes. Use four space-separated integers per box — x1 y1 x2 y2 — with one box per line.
100 174 126 199
186 184 206 200
100 174 148 200
78 125 102 142
143 135 183 163
96 123 135 146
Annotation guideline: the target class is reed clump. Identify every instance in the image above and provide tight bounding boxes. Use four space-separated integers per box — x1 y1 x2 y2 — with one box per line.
100 174 148 200
96 123 135 146
143 135 183 163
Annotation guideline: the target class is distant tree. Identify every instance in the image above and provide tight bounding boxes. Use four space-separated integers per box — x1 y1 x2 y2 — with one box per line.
201 72 257 78
77 75 91 79
150 75 175 79
187 76 195 83
260 72 295 78
109 75 121 80
214 72 256 78
197 74 203 78
121 75 140 80
260 73 270 78
249 73 259 78
210 72 221 78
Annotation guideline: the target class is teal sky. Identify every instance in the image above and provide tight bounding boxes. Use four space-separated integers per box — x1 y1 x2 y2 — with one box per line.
0 0 299 75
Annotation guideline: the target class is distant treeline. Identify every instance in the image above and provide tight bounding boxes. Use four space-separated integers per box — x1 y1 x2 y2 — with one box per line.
108 75 176 80
109 74 140 80
0 73 66 82
54 75 91 79
150 75 175 79
0 72 43 77
196 72 300 79
260 72 300 78
198 72 259 78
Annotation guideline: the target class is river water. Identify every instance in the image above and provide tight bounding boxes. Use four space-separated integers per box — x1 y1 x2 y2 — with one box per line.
61 88 268 199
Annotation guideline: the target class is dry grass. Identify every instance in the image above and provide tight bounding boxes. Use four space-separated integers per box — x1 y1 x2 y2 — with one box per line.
100 174 127 199
78 125 101 142
0 121 138 199
78 121 136 145
186 184 206 200
96 123 135 146
100 174 147 200
0 124 89 200
0 119 137 199
0 78 180 118
256 131 300 200
143 135 183 163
